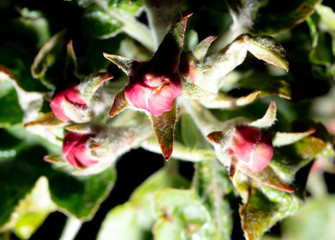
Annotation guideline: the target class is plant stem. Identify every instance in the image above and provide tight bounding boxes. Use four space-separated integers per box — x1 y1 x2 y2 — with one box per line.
141 136 216 161
182 99 226 136
59 217 82 240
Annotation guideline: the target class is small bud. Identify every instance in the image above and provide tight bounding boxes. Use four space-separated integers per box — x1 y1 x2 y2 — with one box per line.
50 84 88 122
229 126 273 173
124 69 183 116
62 131 98 168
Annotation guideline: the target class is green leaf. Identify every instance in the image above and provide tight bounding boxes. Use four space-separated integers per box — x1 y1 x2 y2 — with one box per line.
282 195 335 240
243 167 294 193
272 127 316 147
13 177 56 239
234 171 304 240
182 80 215 98
0 16 50 92
270 136 333 182
81 72 114 100
245 35 289 72
0 127 116 228
31 30 68 90
0 145 50 230
315 5 335 30
0 70 43 124
153 189 213 240
48 166 116 220
82 3 124 38
226 0 322 35
0 79 23 127
98 168 189 240
249 99 277 128
70 0 154 51
201 34 289 93
199 90 261 109
151 102 177 160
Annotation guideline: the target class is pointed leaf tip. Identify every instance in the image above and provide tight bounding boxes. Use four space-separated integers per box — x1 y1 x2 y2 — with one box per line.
109 90 130 118
151 103 177 160
103 53 136 76
246 35 289 71
207 131 224 144
192 35 218 61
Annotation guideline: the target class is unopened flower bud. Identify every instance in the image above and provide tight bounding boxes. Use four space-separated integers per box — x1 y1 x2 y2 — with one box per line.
50 84 89 122
124 68 183 116
229 126 273 173
62 131 98 168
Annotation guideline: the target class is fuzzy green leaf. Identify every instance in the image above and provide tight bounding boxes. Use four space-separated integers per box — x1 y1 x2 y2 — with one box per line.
182 80 215 98
97 168 189 240
245 35 289 72
200 90 261 109
192 36 217 61
12 177 56 239
81 72 114 100
282 195 335 240
0 16 50 92
48 167 116 220
227 0 322 35
31 30 68 90
0 79 23 127
153 189 213 240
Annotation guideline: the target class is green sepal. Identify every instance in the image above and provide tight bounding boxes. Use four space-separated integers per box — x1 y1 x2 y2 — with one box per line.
241 167 294 193
24 112 67 128
150 13 191 73
273 127 316 147
249 99 277 128
103 53 137 76
150 101 177 160
81 72 114 100
192 35 217 61
109 89 130 118
182 80 215 98
64 40 78 80
43 154 67 164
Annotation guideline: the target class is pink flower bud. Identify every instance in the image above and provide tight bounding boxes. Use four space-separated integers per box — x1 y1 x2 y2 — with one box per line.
124 70 183 116
229 126 273 173
62 131 98 168
50 84 87 122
